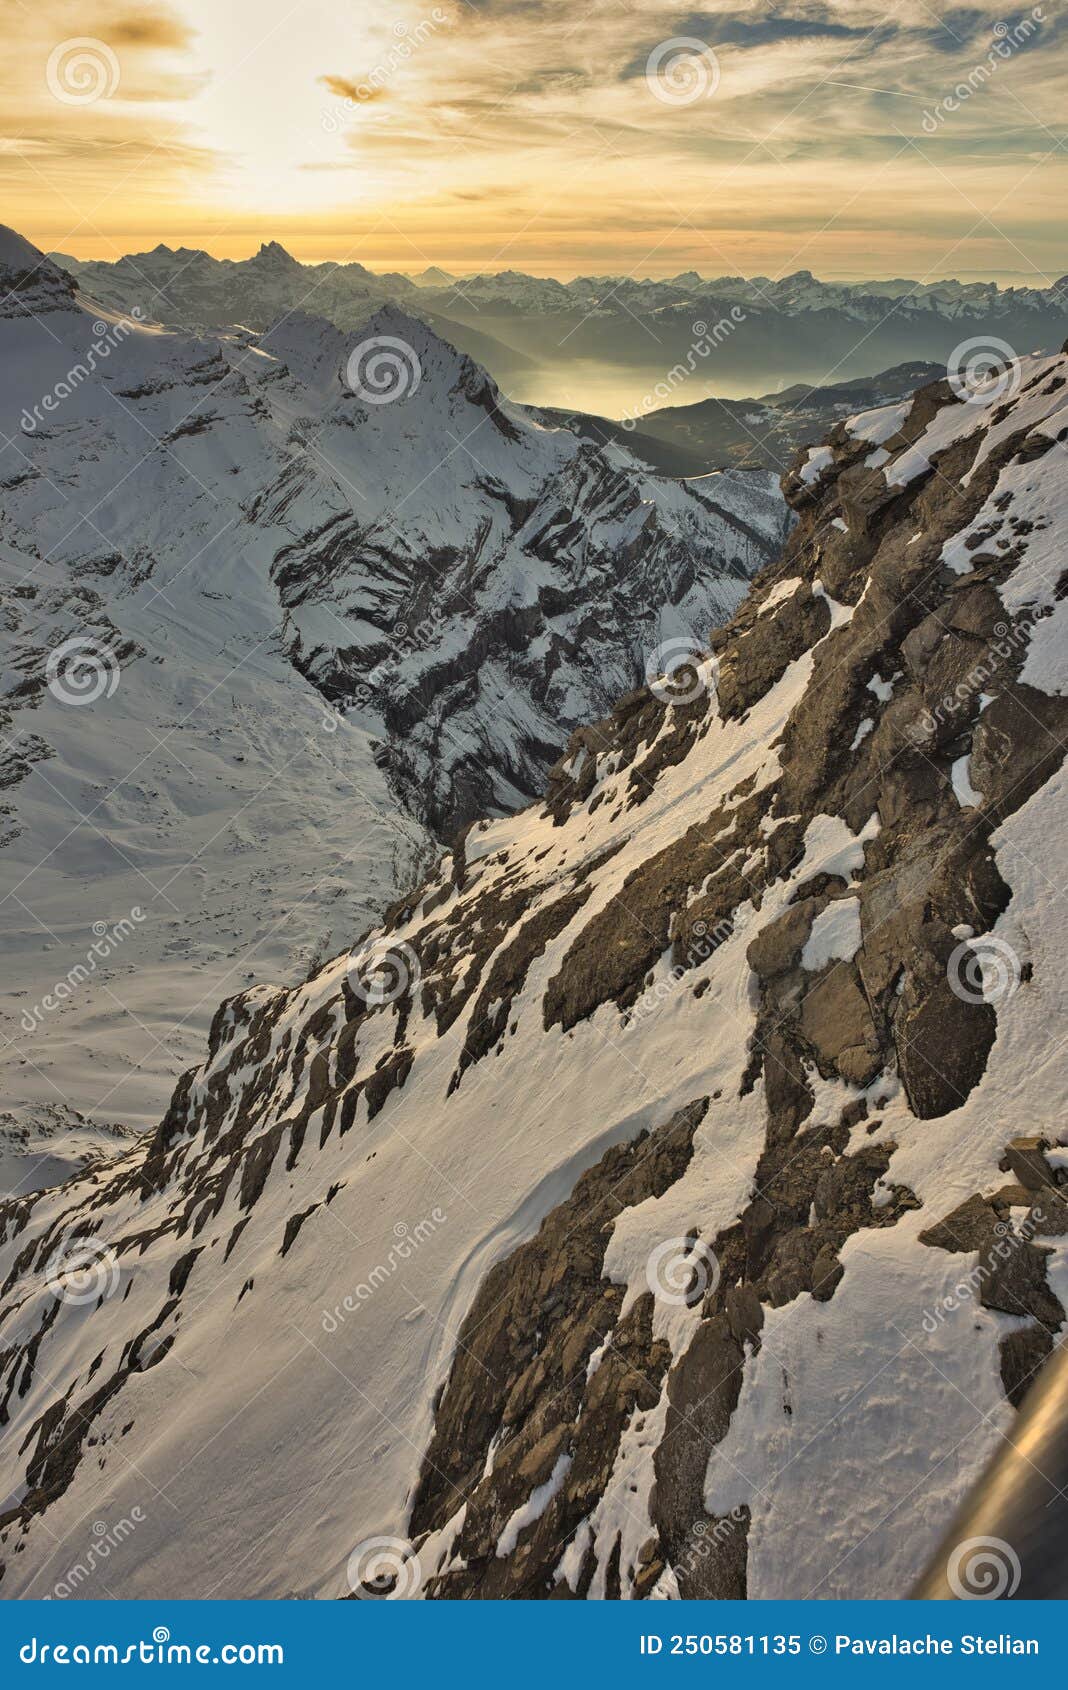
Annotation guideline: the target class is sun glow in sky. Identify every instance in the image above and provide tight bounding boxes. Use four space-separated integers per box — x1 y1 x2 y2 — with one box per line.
3 0 1066 281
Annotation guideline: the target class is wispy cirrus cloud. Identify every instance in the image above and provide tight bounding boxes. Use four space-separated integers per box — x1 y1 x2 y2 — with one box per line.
3 0 1065 280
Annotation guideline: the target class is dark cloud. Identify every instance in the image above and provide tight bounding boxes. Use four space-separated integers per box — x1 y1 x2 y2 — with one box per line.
679 9 882 46
617 8 890 79
105 15 196 50
318 75 388 104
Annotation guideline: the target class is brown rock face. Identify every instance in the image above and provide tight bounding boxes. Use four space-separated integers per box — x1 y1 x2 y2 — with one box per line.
408 1100 708 1596
406 367 1068 1599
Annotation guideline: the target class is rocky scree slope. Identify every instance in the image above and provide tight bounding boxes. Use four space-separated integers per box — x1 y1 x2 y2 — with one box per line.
2 352 1068 1599
0 227 781 1132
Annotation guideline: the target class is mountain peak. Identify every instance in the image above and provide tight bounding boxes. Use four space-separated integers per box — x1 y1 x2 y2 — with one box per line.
0 224 77 315
253 239 300 270
0 223 47 274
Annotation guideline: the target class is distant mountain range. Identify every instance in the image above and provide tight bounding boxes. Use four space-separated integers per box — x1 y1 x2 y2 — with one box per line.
51 244 1068 416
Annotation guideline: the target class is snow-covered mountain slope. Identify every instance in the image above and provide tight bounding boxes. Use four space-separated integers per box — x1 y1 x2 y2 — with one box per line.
0 226 784 1138
2 347 1066 1599
0 1105 131 1201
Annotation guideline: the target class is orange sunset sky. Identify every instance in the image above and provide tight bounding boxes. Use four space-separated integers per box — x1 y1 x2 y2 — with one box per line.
2 0 1066 281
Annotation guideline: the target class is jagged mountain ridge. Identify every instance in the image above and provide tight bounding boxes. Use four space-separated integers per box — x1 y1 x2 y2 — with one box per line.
2 346 1067 1599
0 225 784 1134
50 244 1068 407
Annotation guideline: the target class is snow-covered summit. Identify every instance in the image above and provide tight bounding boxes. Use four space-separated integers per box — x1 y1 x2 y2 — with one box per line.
0 225 784 1139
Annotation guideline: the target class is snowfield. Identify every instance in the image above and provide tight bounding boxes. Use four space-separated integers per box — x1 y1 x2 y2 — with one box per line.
0 228 785 1155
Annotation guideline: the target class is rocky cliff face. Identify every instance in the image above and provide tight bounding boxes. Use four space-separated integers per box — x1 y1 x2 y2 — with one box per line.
1 347 1067 1601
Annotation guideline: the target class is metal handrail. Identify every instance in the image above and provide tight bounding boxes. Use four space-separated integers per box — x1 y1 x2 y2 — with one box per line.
913 1341 1068 1599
